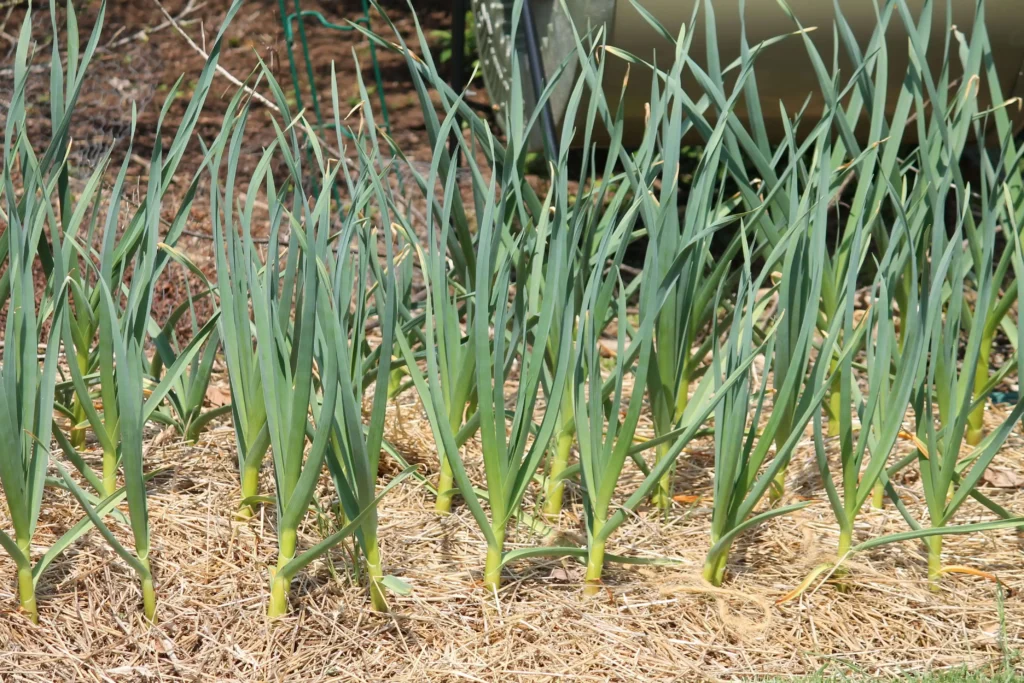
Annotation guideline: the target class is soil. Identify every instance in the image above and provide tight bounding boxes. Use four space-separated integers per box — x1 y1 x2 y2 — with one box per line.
0 0 493 331
2 0 474 173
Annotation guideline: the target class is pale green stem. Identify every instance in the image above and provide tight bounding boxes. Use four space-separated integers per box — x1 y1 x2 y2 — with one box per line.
966 330 994 447
435 456 456 514
70 349 90 449
895 283 909 355
268 527 297 618
364 531 388 612
334 504 349 527
823 350 843 439
268 573 289 618
387 364 405 400
542 430 574 521
482 525 506 592
139 555 156 623
827 384 842 439
17 565 37 624
837 526 852 558
650 441 674 510
702 545 729 587
185 418 201 445
769 468 787 503
831 524 854 590
650 382 689 511
871 479 884 509
236 464 261 520
435 412 461 514
583 538 607 597
102 446 117 497
927 535 943 592
16 539 37 624
769 423 795 503
674 378 691 424
770 410 798 504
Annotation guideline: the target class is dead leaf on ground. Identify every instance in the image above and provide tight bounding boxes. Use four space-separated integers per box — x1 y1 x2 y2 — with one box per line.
672 494 702 505
981 467 1024 489
206 384 231 407
548 567 570 581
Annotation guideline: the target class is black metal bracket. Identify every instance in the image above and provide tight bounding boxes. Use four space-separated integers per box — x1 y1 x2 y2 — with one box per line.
448 0 560 161
449 0 468 158
520 0 560 159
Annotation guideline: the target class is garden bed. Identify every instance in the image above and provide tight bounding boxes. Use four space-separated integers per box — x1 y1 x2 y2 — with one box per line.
1 399 1021 681
2 1 1024 681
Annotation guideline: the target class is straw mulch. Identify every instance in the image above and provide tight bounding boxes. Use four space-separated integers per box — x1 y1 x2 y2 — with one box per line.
1 394 1023 682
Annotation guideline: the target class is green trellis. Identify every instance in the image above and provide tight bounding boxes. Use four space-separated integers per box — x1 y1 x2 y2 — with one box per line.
277 0 392 145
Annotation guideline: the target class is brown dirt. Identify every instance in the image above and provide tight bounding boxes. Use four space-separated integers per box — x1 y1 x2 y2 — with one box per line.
0 0 490 334
2 0 472 174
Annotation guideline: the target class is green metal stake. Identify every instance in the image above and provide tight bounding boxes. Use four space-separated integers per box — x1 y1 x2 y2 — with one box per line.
277 0 402 218
278 1 393 142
